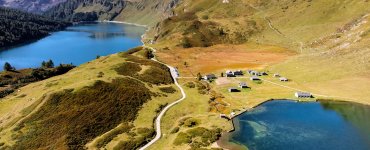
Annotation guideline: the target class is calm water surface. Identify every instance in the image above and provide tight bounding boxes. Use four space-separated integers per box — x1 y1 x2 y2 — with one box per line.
223 100 370 150
0 22 146 71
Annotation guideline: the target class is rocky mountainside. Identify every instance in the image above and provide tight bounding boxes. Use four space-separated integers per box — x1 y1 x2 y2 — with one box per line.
0 0 66 13
44 0 180 25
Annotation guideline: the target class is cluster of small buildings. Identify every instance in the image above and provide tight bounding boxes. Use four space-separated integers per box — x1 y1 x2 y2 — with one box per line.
202 70 313 98
272 73 289 82
225 70 243 77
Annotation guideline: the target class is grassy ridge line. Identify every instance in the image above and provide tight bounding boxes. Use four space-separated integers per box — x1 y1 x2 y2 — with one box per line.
0 48 179 149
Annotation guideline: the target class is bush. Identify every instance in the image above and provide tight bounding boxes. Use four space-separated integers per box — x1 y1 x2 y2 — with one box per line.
3 62 13 71
173 132 191 145
159 86 177 93
184 118 200 128
114 62 142 76
185 82 196 88
170 127 180 134
13 77 154 149
96 123 133 148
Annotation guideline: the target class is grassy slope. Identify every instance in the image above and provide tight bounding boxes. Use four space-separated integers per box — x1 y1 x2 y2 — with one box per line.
149 0 370 102
145 1 370 149
0 47 181 149
114 0 177 26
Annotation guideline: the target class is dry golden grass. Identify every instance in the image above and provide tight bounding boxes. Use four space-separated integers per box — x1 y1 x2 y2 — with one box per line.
155 43 296 76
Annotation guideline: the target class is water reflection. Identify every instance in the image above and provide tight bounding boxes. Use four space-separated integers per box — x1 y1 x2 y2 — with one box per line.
0 23 145 70
222 100 370 150
321 101 370 143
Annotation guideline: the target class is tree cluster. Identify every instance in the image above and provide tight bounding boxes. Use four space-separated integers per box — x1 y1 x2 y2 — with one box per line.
0 7 70 48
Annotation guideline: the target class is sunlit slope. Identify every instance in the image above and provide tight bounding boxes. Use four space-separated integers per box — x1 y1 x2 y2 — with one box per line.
150 0 369 49
0 48 181 149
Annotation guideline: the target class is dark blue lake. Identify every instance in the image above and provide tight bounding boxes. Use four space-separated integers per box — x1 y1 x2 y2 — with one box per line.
221 100 370 150
0 22 146 71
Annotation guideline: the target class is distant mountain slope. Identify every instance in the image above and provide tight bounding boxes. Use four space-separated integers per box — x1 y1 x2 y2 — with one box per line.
0 7 70 48
44 0 180 26
149 0 370 49
0 0 66 13
0 47 179 149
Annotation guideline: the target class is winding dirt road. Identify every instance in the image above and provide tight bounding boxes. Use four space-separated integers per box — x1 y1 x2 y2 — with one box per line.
139 46 187 150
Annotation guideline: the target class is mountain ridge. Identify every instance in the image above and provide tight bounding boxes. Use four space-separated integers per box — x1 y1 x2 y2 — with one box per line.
0 0 66 13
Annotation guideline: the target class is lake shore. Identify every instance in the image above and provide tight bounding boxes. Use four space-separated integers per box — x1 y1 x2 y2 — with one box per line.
97 20 148 28
214 98 370 150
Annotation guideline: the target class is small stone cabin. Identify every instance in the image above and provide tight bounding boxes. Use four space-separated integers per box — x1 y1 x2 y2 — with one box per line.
226 70 235 77
250 76 261 81
295 92 312 98
228 87 240 92
233 70 243 76
204 74 217 80
239 82 249 88
279 77 289 82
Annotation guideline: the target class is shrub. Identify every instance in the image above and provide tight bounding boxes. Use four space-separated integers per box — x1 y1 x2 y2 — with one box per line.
13 77 154 149
125 47 143 55
173 132 191 145
159 86 177 93
114 62 142 76
201 15 209 20
96 123 133 148
3 62 14 71
170 127 180 134
184 82 196 88
184 118 200 128
173 127 222 148
97 72 104 78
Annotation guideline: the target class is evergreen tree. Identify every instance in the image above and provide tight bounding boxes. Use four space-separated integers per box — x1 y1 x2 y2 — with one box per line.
41 61 46 68
197 73 202 81
3 62 13 71
47 59 54 68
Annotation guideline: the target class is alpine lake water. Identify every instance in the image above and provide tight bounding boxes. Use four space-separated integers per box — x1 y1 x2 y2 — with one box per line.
0 22 146 71
219 100 370 150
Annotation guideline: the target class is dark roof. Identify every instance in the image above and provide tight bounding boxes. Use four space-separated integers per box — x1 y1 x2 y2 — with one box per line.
205 74 216 78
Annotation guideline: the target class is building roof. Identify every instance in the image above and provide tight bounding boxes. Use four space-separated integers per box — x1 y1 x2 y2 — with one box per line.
250 76 260 80
239 82 248 86
295 92 311 97
205 74 216 78
280 77 288 80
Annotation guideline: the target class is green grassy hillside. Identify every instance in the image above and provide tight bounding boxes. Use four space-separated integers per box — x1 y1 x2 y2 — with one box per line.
45 0 180 26
0 47 181 149
149 0 369 49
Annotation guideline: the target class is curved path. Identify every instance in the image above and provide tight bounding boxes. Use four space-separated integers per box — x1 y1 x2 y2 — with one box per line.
139 46 187 150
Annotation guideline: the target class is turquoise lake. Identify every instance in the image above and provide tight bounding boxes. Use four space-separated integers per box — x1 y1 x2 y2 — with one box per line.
221 100 370 150
0 22 146 71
